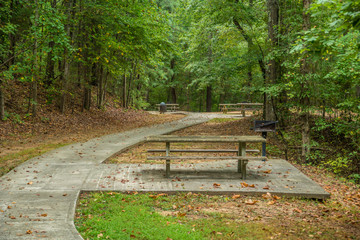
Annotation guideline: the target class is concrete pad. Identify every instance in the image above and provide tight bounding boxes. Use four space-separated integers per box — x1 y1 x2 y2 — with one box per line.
83 159 329 199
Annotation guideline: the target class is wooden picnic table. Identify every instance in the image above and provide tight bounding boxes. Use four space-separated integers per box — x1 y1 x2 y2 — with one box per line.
156 103 179 112
145 135 266 178
219 103 263 116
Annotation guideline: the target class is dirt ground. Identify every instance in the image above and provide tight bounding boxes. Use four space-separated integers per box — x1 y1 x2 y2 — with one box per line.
0 110 184 177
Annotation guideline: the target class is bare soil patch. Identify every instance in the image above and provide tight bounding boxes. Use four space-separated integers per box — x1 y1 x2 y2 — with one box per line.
0 110 184 177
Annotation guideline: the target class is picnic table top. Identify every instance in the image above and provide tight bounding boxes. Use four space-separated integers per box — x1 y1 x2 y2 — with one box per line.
219 103 263 106
146 135 266 143
156 103 179 106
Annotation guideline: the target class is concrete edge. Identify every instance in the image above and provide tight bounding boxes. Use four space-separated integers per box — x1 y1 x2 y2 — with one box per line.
78 189 330 201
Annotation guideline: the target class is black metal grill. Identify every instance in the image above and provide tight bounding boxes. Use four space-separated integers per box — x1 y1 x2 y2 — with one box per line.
254 120 277 132
253 120 277 157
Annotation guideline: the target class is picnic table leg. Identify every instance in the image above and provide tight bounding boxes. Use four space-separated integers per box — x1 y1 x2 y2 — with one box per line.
242 160 248 179
165 142 170 177
237 142 246 178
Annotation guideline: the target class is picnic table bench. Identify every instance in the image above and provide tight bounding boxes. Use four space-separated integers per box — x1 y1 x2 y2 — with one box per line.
145 135 266 179
219 103 263 117
156 103 179 112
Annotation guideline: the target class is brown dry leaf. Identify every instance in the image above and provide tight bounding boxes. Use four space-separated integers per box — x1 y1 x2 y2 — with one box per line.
27 181 33 185
26 230 32 234
157 193 168 197
293 208 302 213
97 233 103 238
213 183 221 188
10 216 16 219
263 186 270 190
262 192 272 199
245 199 258 205
249 184 255 188
232 194 241 199
149 195 157 199
7 206 12 209
263 170 272 174
272 195 281 200
177 212 187 217
241 182 249 188
40 213 47 217
62 193 68 197
267 200 276 205
130 234 136 238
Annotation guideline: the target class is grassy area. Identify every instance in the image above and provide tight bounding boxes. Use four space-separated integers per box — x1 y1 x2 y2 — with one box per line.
75 192 271 240
75 190 360 240
0 143 70 177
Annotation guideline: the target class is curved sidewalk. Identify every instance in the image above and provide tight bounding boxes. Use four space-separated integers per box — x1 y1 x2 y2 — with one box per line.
0 113 212 240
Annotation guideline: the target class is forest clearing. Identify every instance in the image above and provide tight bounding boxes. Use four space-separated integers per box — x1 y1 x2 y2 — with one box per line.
1 0 360 239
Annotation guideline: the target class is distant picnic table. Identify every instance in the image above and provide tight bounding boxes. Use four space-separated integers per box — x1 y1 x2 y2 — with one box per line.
146 135 266 179
219 103 263 117
156 103 179 112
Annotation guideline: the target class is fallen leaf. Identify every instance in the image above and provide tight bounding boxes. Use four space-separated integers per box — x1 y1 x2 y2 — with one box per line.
177 212 186 217
157 193 167 197
241 182 249 188
262 192 272 199
10 216 16 219
263 170 272 174
272 195 281 200
249 184 255 188
27 181 33 185
40 213 47 217
293 208 302 213
26 230 32 234
263 186 270 190
149 195 157 199
245 199 258 205
213 183 221 188
232 194 241 199
267 200 276 205
7 206 12 209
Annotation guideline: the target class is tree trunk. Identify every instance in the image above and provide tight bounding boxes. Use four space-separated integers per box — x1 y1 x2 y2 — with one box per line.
266 0 280 121
122 73 127 108
301 0 312 159
0 86 4 120
31 0 39 117
59 0 73 113
97 65 104 109
44 0 57 87
206 86 212 112
168 58 177 103
169 87 176 103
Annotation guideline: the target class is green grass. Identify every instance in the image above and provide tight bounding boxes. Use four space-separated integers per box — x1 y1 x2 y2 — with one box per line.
0 143 71 177
75 192 271 240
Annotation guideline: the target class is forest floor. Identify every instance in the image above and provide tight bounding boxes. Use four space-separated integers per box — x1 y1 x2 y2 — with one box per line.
79 117 360 240
0 108 184 177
